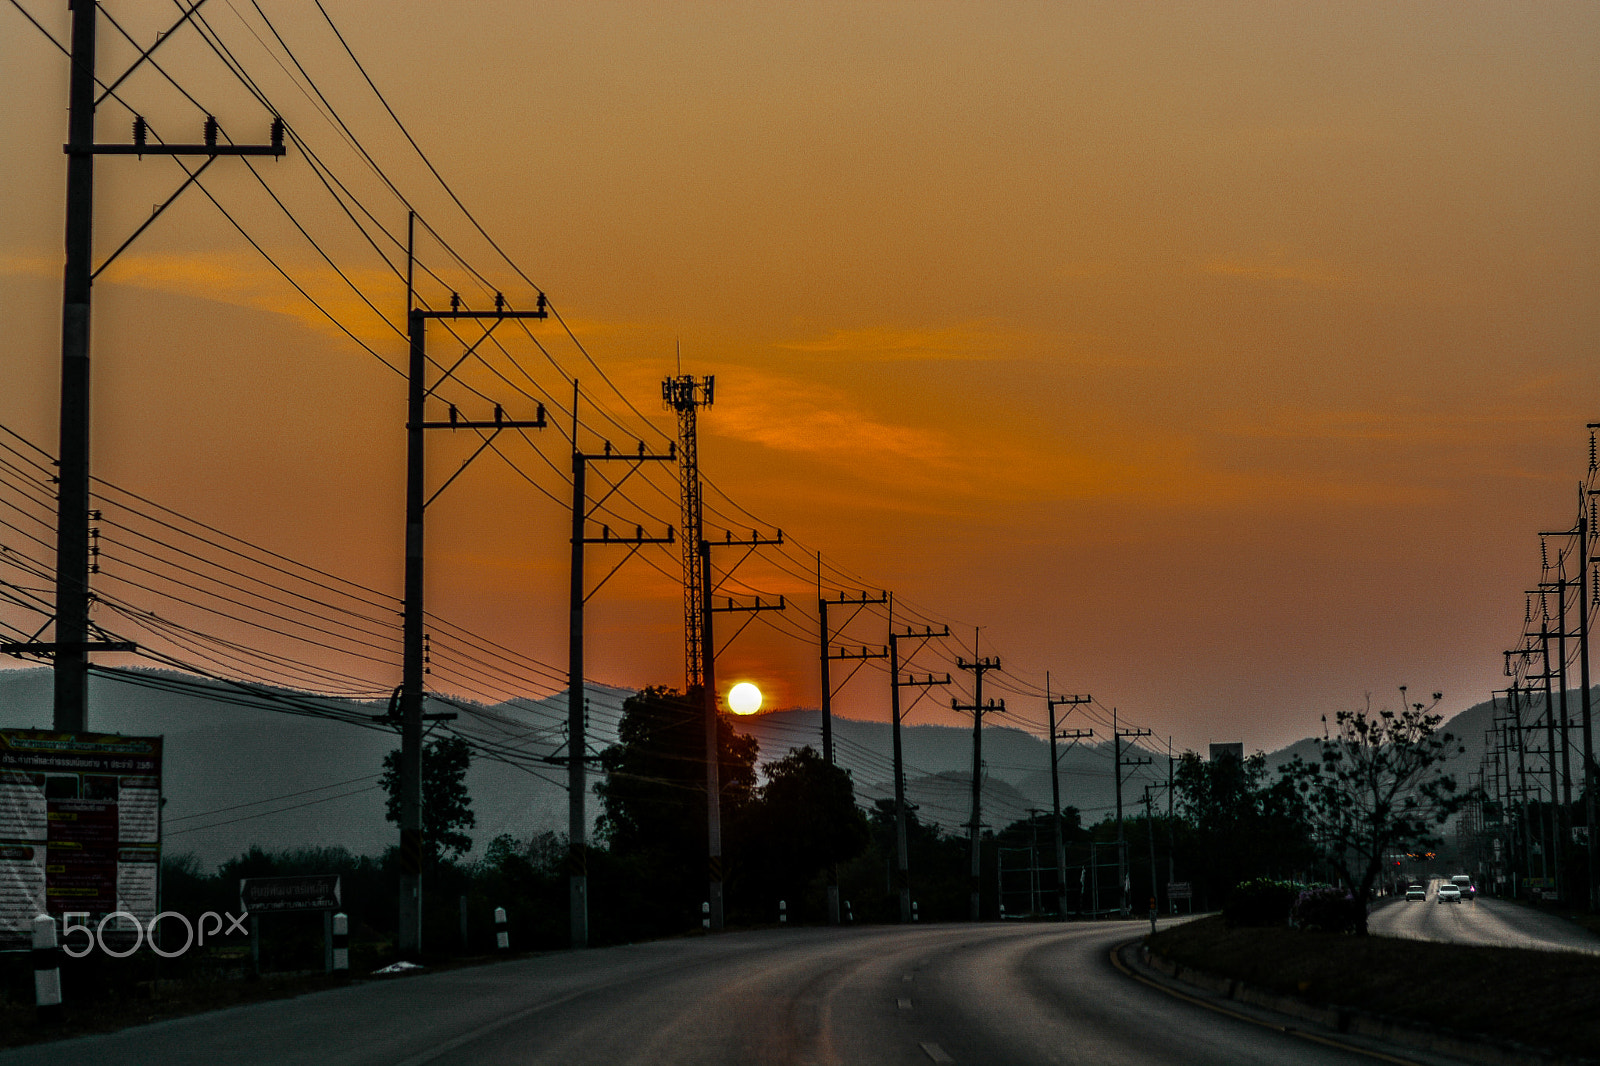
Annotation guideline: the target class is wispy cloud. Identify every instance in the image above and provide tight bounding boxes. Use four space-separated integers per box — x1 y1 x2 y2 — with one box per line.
3 251 403 348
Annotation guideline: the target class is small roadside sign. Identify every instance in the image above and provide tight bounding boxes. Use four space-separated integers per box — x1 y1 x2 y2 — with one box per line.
240 874 341 913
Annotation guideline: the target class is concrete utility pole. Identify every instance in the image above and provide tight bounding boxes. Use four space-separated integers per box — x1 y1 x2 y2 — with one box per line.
399 222 547 958
563 382 674 948
1113 707 1152 916
889 620 950 922
955 637 1001 922
1046 677 1091 920
1579 469 1597 909
1537 604 1562 900
1143 785 1160 916
6 2 287 725
701 530 784 931
816 573 887 924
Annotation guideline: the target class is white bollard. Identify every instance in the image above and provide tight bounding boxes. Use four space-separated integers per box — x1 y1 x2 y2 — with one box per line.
779 900 787 925
702 901 710 930
494 906 509 951
33 914 62 1022
331 912 349 972
845 901 853 923
911 901 919 922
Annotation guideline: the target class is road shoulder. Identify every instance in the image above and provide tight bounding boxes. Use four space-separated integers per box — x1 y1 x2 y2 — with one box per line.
1118 938 1580 1066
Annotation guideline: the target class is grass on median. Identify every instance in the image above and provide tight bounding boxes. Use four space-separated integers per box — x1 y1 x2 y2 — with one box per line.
1146 915 1600 1060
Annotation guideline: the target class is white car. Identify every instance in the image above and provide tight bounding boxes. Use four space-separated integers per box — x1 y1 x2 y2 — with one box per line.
1436 883 1462 903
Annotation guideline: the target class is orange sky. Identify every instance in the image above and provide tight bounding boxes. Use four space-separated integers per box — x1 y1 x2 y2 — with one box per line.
2 1 1597 752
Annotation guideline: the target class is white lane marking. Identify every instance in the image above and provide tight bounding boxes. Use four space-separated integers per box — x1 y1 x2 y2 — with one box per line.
902 973 914 982
898 996 913 1010
920 1041 954 1063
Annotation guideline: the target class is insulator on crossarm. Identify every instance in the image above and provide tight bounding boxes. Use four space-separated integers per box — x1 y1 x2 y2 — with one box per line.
1590 431 1596 472
270 116 284 151
450 292 461 311
132 116 147 155
1541 538 1548 570
203 115 218 147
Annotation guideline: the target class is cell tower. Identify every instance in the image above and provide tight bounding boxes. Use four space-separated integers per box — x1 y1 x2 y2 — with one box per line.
662 374 714 690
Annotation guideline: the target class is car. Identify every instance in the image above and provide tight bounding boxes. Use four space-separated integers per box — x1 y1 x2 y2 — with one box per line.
1405 884 1426 901
1436 883 1462 903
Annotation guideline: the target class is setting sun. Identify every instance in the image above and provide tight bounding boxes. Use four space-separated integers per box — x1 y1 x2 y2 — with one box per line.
727 682 762 715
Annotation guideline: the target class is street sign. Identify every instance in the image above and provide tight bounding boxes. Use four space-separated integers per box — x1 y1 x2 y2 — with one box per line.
240 874 341 913
1166 881 1192 900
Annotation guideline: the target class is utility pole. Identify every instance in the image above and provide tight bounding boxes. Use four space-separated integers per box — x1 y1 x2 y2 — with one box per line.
816 574 887 924
1538 603 1563 900
562 382 674 948
1143 784 1160 918
662 375 713 690
10 2 286 727
400 228 548 958
1581 470 1597 909
955 637 1001 922
889 620 950 922
702 530 785 932
1113 707 1153 916
1046 677 1091 920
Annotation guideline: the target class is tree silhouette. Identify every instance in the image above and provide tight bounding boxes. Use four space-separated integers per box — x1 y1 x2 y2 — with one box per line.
380 734 476 866
1284 689 1474 933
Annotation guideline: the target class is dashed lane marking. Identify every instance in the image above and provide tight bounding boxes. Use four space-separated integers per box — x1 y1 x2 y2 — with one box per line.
919 1041 954 1063
898 996 913 1010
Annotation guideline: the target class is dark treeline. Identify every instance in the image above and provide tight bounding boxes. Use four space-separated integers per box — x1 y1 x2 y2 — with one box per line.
147 690 1488 963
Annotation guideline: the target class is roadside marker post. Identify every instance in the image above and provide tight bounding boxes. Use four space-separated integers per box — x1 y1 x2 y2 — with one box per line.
331 913 349 973
32 915 62 1023
494 907 509 951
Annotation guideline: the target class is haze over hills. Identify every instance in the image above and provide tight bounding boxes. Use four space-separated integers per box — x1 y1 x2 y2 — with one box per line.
0 667 1546 870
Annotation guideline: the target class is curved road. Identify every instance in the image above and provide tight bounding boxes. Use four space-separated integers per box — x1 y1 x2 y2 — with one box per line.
1 920 1430 1066
1369 881 1600 954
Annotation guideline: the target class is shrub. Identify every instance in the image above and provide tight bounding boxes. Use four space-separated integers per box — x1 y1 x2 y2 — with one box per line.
1223 878 1303 927
1292 884 1361 933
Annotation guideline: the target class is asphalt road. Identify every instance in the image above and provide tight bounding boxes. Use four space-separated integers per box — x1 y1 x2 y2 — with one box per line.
2 920 1417 1066
1368 880 1600 954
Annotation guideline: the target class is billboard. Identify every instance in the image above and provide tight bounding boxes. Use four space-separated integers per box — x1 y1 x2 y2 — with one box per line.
0 729 162 944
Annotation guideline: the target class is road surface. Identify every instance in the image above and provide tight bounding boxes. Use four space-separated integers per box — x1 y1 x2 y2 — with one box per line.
1369 880 1600 954
1 920 1440 1066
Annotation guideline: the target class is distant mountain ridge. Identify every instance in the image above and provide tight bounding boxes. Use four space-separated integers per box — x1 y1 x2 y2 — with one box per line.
0 668 1543 869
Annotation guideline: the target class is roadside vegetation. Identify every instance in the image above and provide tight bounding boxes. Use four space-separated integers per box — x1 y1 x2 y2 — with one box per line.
1146 915 1600 1060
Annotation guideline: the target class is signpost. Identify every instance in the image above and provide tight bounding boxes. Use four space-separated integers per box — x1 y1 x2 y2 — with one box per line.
240 874 343 974
0 729 162 945
1166 881 1193 914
